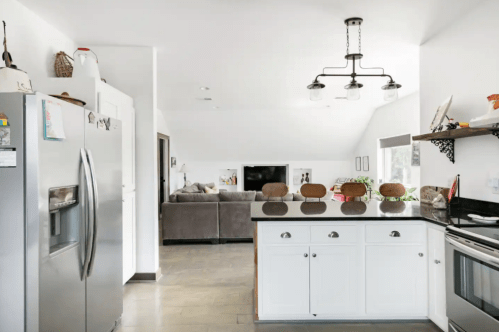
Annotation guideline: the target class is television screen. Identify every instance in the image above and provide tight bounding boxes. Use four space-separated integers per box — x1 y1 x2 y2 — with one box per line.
243 166 287 191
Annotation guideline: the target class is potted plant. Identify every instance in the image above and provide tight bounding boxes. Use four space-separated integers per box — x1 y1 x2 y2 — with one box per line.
355 176 374 201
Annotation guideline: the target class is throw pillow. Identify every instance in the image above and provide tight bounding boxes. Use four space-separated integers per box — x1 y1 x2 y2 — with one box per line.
182 184 202 193
204 185 219 194
197 182 216 192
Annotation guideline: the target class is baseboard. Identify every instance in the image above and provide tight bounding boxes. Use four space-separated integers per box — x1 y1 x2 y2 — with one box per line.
220 238 253 244
162 238 219 245
128 268 162 282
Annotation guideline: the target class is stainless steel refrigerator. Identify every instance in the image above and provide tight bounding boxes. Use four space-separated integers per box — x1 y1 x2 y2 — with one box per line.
0 92 123 332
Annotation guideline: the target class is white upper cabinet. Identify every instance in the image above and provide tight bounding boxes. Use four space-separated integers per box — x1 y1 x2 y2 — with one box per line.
97 81 136 193
428 226 448 331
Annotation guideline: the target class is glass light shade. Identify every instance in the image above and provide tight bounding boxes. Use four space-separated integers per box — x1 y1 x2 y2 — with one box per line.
310 88 323 101
384 86 398 101
346 86 360 101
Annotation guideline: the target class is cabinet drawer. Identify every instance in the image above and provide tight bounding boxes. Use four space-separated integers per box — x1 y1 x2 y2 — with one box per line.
261 225 310 244
366 224 424 243
311 225 359 244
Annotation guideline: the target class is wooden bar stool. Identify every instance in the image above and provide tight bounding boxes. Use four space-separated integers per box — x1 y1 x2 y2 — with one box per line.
262 183 288 202
300 183 327 202
379 183 406 201
340 182 367 201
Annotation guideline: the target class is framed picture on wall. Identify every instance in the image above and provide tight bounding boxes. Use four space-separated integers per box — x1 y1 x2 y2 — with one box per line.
355 157 361 171
363 156 369 171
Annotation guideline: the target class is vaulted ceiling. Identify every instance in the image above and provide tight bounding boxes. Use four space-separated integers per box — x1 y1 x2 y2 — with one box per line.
21 0 483 161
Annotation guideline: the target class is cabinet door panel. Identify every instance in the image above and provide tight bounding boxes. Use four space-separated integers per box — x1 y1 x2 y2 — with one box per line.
121 105 135 191
366 245 427 315
428 227 448 330
261 246 310 315
123 193 136 283
310 246 360 315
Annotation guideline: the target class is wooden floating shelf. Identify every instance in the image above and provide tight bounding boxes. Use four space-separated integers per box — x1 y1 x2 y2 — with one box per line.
413 127 499 141
413 128 499 164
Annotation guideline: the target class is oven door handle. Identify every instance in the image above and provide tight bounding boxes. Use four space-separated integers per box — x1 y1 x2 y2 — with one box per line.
446 235 499 268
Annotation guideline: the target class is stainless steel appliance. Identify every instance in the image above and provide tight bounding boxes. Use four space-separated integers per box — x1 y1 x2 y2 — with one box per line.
0 92 122 332
446 223 499 332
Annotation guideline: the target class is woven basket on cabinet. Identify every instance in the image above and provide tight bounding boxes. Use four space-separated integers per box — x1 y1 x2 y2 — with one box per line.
54 51 74 77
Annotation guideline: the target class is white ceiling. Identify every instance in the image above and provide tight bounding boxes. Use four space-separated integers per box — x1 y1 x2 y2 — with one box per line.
21 0 483 161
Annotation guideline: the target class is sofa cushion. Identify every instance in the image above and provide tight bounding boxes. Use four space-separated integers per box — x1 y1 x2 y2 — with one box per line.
219 202 253 238
220 191 256 202
256 192 293 201
197 182 216 192
181 184 203 194
177 193 220 202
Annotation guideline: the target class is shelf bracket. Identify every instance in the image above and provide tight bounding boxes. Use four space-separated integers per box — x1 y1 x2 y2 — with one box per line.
430 139 455 164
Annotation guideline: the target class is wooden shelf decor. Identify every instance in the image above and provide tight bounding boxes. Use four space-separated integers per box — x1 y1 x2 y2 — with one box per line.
413 128 499 164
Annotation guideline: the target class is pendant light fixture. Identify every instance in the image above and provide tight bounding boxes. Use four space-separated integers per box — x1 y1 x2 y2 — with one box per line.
307 17 401 101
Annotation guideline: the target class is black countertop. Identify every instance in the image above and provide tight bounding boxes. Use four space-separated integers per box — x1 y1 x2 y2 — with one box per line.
251 201 451 227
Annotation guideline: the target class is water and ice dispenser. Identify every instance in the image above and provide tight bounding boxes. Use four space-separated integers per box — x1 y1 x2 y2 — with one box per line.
48 186 80 253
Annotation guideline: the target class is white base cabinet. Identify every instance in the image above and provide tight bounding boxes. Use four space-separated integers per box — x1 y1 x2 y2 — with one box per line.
428 225 448 332
257 221 429 320
122 191 137 284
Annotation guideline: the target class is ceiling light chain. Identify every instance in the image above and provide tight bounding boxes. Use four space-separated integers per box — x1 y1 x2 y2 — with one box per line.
307 17 402 102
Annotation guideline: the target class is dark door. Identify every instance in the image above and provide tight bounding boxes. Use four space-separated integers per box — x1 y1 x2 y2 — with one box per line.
157 134 170 216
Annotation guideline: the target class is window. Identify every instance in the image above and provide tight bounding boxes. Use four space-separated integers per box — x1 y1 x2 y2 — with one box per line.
379 134 412 186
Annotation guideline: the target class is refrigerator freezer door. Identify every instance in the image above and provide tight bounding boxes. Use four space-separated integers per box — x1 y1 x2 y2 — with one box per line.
0 93 25 332
85 110 123 332
36 94 86 332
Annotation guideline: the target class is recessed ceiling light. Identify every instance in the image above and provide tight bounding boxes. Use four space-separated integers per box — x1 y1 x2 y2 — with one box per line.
200 87 210 90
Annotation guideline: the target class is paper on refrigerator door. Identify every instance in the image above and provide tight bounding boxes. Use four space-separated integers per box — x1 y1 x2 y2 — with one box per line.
0 148 16 167
43 100 66 140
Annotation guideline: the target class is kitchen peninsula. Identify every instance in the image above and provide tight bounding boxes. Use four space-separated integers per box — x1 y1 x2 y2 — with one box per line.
252 200 449 324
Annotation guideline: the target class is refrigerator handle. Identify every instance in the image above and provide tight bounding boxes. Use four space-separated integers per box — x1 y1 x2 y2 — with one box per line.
80 148 95 281
86 149 99 277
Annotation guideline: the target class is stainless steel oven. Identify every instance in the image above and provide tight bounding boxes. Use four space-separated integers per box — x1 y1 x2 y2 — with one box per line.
446 232 499 332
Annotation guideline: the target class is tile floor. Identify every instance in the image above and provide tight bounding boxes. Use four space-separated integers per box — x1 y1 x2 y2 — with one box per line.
117 243 442 332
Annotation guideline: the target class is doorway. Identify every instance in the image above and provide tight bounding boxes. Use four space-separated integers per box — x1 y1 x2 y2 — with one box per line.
157 134 170 244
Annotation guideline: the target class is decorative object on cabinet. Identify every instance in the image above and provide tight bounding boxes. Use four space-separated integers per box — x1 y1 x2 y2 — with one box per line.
411 142 420 166
432 194 447 210
49 92 86 106
179 164 189 188
469 94 499 128
413 128 499 164
171 157 176 168
420 186 449 205
306 17 402 102
72 48 101 80
355 157 361 171
293 168 312 185
54 52 74 78
448 175 459 203
0 21 33 93
0 113 8 126
362 156 369 171
429 95 453 132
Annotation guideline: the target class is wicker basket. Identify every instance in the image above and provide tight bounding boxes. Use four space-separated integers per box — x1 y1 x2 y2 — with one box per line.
54 52 73 77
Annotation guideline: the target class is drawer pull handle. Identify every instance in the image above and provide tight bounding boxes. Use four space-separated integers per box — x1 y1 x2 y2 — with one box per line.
312 253 317 258
281 232 291 239
328 231 339 238
389 231 401 237
304 253 308 258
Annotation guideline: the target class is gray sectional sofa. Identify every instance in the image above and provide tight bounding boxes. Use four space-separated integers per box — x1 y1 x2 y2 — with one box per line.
162 183 333 245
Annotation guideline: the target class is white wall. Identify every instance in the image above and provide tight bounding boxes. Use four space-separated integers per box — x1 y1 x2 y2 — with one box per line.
352 92 421 191
181 160 353 193
420 0 499 202
89 46 160 274
0 0 76 88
